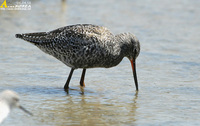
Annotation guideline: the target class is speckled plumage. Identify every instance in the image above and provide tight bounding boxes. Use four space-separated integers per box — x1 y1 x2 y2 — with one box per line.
16 24 140 91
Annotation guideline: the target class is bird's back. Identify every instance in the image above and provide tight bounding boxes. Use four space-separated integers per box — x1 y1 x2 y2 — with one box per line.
16 24 120 68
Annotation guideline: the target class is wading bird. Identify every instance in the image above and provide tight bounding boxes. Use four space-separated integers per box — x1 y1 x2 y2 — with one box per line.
16 24 140 91
0 90 32 124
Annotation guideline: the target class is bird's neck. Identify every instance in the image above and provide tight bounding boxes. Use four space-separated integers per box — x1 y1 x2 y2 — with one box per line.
114 33 132 58
100 33 133 68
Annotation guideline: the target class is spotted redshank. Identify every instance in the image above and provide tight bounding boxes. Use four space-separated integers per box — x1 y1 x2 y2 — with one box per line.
0 90 32 124
15 24 140 91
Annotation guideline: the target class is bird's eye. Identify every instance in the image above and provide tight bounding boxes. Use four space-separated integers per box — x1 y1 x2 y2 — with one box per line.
13 97 19 102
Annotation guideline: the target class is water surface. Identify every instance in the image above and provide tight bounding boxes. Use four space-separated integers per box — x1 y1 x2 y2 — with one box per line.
0 0 200 125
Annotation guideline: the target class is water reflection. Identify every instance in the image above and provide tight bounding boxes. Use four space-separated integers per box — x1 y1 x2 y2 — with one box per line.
49 91 137 125
64 86 85 95
13 86 138 125
61 0 67 13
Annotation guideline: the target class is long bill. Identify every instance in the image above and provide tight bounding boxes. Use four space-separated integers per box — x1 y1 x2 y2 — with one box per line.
19 105 33 116
130 59 139 91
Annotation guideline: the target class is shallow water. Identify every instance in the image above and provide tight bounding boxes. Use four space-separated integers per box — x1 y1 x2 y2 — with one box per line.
0 0 200 125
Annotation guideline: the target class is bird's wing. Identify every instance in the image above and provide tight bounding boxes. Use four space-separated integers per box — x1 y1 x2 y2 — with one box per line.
50 24 114 46
16 24 114 46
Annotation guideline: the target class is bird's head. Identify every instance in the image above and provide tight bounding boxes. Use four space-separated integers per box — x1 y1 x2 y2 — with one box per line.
118 33 140 91
126 33 140 61
0 90 20 109
0 90 33 115
127 33 140 91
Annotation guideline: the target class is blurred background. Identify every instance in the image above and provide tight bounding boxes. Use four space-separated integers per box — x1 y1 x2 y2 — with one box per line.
0 0 200 125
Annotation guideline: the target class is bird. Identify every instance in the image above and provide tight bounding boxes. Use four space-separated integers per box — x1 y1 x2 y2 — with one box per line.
0 90 32 124
15 24 140 91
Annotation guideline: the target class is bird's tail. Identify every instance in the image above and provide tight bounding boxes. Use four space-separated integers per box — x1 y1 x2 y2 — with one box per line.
15 32 51 45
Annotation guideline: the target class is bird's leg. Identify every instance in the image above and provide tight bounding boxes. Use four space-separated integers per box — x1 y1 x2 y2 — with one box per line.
64 68 74 90
80 69 86 87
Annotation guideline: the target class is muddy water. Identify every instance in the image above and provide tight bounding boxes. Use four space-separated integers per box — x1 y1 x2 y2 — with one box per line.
0 0 200 125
